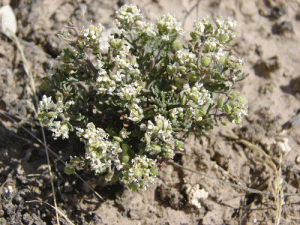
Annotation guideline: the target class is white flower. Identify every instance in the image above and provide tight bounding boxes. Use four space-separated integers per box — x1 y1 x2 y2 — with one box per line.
138 21 156 36
194 20 205 34
39 95 54 111
51 121 69 139
157 13 184 36
225 18 237 29
116 4 142 27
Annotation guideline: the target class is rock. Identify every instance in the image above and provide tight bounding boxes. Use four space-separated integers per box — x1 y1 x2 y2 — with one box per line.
272 21 293 35
0 5 17 38
253 56 280 79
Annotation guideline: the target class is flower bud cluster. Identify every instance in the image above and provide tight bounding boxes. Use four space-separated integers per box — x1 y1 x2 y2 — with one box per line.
191 17 242 83
79 24 104 52
220 92 248 125
180 82 213 121
115 4 142 29
118 81 144 101
193 17 237 41
122 155 158 190
157 13 184 41
75 122 124 176
38 95 74 139
175 49 197 67
136 21 156 37
38 4 248 190
127 98 144 122
141 115 184 158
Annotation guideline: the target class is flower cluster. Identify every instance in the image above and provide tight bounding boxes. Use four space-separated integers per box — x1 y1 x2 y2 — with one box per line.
38 4 248 190
140 114 184 158
76 123 124 176
220 92 248 125
127 98 144 122
122 155 158 190
115 4 142 29
79 24 104 52
190 17 243 85
180 82 213 121
38 95 74 139
157 13 185 40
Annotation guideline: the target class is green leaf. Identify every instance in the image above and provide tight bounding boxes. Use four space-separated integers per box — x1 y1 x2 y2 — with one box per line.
128 182 139 191
40 82 51 91
204 82 227 92
235 73 249 82
65 166 75 175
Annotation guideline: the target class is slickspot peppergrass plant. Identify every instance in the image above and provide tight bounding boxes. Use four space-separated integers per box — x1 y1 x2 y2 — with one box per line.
38 4 248 190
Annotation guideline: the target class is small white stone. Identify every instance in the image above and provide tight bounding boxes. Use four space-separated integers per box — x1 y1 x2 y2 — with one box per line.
185 184 209 209
276 138 291 153
0 5 17 38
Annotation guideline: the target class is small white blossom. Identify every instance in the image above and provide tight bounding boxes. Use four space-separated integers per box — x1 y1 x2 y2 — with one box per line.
115 4 142 28
76 123 124 175
157 13 184 37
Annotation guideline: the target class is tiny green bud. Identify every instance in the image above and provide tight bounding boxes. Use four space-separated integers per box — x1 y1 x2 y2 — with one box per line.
197 107 206 117
136 170 143 178
167 65 176 75
128 182 139 191
122 154 129 163
175 77 185 84
77 40 85 49
177 66 186 72
190 31 198 41
150 166 159 176
201 55 212 67
47 112 58 118
145 133 151 144
105 172 114 181
238 96 248 104
218 33 229 42
135 20 142 26
156 120 163 130
220 56 228 66
141 161 149 168
65 166 75 175
172 40 183 51
220 118 227 126
150 143 162 152
217 98 224 109
181 94 187 105
122 143 129 152
92 47 100 54
175 140 184 150
224 104 232 114
113 136 123 142
130 56 137 65
189 71 199 81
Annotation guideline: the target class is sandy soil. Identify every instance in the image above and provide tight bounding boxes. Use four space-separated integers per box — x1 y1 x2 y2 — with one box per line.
0 0 300 224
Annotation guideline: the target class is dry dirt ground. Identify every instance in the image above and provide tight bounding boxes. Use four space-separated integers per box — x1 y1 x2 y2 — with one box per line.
0 0 300 224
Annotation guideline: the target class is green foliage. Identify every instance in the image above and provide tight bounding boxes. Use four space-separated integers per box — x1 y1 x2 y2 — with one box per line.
38 4 248 190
